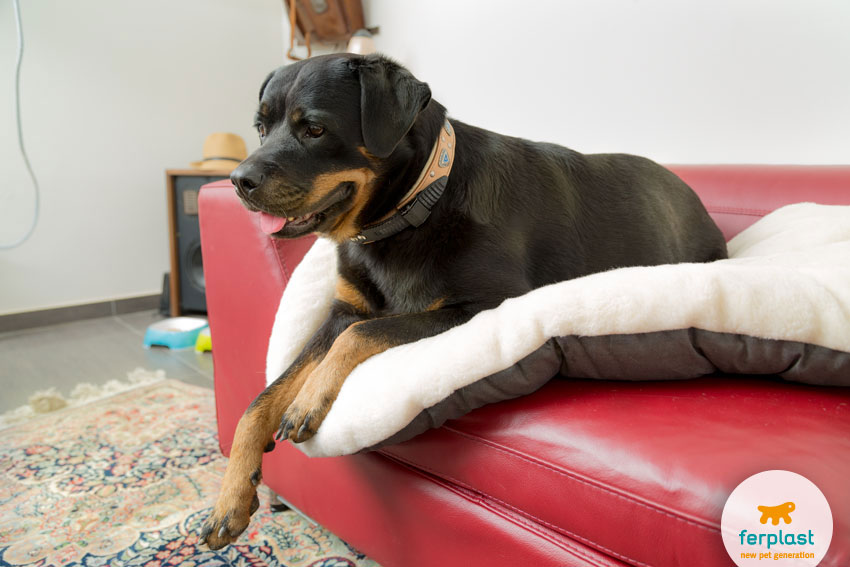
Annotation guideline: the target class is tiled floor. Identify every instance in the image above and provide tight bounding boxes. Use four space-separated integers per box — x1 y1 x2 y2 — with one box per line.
0 310 213 414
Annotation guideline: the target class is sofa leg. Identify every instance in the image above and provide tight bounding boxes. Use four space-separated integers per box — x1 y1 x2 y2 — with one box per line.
271 493 318 527
270 499 290 513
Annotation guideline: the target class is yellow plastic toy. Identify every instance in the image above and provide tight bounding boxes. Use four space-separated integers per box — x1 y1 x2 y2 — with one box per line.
195 327 212 352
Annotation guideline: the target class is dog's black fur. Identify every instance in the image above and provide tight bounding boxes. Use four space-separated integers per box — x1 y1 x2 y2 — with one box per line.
202 53 727 549
234 53 725 317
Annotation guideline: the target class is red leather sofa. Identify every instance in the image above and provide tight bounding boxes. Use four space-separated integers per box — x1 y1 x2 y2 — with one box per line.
198 165 850 567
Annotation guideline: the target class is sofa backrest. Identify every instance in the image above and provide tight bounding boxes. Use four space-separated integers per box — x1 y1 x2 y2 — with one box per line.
669 165 850 240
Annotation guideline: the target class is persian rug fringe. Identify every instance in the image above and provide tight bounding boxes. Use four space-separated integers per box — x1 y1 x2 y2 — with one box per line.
0 367 165 429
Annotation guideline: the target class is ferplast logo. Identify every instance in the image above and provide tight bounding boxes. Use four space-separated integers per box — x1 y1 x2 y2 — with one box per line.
758 501 795 525
721 471 833 566
739 501 814 552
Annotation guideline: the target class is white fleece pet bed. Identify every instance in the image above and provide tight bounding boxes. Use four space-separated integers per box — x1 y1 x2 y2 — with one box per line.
267 203 850 457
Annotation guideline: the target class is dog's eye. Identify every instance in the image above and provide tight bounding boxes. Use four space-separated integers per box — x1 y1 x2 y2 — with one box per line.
305 125 325 138
257 124 266 139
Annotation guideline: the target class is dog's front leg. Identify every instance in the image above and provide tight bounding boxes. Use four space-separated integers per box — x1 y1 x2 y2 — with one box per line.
279 307 475 443
200 303 361 549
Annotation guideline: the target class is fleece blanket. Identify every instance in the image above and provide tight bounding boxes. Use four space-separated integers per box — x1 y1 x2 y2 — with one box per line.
266 203 850 457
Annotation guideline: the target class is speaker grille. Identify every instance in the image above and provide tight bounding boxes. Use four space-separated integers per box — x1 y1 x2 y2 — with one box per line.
185 241 205 291
172 174 226 313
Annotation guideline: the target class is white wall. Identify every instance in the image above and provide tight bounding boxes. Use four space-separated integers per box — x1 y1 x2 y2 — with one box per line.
2 0 849 314
0 0 284 314
364 0 850 164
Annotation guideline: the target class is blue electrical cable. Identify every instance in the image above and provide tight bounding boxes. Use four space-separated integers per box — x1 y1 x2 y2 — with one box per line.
2 0 41 249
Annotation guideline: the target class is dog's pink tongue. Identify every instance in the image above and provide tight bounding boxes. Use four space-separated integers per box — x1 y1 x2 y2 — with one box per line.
259 212 287 234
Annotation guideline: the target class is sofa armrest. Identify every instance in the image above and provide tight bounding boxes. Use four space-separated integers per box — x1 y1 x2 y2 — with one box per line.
198 180 315 455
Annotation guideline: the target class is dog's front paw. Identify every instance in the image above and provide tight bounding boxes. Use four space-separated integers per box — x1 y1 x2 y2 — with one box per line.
275 391 332 444
200 486 260 549
275 403 325 443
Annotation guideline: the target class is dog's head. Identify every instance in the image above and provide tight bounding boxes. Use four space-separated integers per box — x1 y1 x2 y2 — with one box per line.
231 54 432 241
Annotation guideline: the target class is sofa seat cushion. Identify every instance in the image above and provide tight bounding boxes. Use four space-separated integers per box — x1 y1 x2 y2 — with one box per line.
380 377 850 567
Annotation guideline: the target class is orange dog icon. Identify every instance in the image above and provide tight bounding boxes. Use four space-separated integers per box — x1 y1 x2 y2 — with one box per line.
757 502 795 525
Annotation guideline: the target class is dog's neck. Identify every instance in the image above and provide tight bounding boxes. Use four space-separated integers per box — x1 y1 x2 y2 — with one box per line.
351 116 455 244
354 102 451 241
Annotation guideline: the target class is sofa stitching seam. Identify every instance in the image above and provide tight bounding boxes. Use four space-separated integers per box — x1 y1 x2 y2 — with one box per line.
706 205 769 217
438 426 718 534
470 495 617 567
393 455 618 567
253 211 292 283
422 469 615 567
383 448 653 567
491 491 653 567
273 242 291 283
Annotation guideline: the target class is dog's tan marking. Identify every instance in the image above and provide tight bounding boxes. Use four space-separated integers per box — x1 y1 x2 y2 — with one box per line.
283 322 390 442
290 108 303 123
335 277 370 314
202 358 318 549
308 168 377 242
357 146 380 162
307 168 375 210
426 297 446 311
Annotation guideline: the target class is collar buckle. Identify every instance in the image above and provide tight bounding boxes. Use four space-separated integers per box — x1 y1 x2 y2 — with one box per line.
398 195 431 227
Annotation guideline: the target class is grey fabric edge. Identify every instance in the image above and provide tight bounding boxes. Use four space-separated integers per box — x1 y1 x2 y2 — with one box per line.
557 329 850 387
367 329 850 452
366 338 563 451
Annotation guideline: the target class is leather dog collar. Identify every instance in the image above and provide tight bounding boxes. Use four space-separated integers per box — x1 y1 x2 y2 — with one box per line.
351 120 456 244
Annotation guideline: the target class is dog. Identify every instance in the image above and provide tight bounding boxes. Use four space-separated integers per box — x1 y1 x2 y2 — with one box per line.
200 53 727 549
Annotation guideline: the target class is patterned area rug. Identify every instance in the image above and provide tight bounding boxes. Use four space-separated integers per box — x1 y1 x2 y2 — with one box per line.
0 378 380 567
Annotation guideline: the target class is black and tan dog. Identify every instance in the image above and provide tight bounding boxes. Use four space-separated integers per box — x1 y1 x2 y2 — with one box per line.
200 53 727 548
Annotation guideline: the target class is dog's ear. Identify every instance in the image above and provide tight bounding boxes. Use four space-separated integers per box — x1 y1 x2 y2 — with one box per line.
258 70 275 100
355 55 431 158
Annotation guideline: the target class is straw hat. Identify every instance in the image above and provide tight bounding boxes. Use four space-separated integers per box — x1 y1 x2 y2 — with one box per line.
190 132 247 171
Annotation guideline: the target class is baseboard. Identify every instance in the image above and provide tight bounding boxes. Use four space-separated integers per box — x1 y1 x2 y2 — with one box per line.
0 294 161 334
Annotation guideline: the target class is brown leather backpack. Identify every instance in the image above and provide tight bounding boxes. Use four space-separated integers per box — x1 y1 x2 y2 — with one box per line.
284 0 367 60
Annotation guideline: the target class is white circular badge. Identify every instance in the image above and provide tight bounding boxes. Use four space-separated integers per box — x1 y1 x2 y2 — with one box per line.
721 470 833 567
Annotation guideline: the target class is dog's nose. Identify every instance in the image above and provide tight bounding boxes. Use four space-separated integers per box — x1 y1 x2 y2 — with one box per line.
231 164 264 197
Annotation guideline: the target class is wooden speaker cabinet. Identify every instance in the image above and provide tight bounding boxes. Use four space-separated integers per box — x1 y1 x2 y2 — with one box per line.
165 170 231 316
